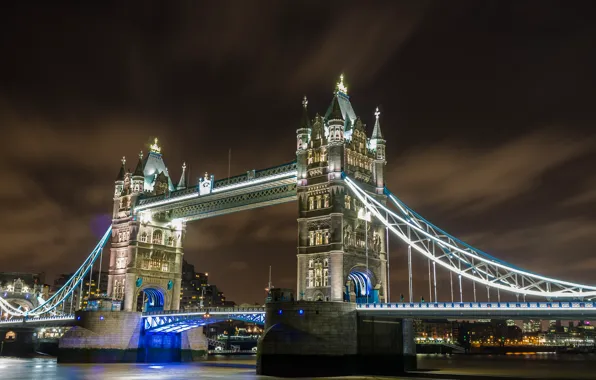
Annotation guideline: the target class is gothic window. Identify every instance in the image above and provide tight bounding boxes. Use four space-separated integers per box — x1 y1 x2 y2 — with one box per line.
308 259 314 268
315 151 320 163
321 150 326 162
314 262 323 287
323 194 330 208
344 195 351 209
162 262 169 272
324 231 329 244
116 256 127 269
308 231 315 246
118 232 123 242
152 230 163 245
307 270 314 288
307 151 313 164
308 196 314 210
315 231 322 245
167 236 174 246
316 195 322 209
140 232 148 243
323 269 329 287
324 258 329 267
114 279 125 300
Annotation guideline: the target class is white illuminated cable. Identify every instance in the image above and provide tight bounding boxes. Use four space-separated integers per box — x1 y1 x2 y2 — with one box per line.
344 177 596 298
350 177 596 293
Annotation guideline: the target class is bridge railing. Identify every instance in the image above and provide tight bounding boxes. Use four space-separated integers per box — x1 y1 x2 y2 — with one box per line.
136 161 297 210
0 314 75 325
143 306 266 317
357 302 596 310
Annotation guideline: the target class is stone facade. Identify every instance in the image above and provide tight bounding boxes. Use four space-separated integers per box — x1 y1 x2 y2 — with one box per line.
296 77 387 303
257 301 416 377
108 148 185 312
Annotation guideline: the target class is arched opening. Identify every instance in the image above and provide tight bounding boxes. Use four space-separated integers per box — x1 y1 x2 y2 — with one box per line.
5 331 16 341
136 288 165 312
152 229 163 245
345 269 378 304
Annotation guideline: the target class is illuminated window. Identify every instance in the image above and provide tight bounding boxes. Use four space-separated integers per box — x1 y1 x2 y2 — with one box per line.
140 232 148 243
308 260 314 268
5 331 16 340
323 194 330 208
307 270 314 288
308 196 314 210
308 231 315 246
152 230 163 244
167 236 174 246
344 195 351 209
324 258 329 267
323 269 329 287
324 231 329 244
316 195 322 209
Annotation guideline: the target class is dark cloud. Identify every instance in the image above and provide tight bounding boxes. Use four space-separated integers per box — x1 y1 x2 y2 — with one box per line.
1 1 596 304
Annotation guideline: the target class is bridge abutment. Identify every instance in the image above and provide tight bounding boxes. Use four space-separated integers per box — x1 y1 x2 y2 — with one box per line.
256 301 416 377
57 311 207 363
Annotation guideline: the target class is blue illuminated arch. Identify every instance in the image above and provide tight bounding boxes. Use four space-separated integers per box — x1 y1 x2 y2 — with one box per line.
140 288 165 312
347 269 373 304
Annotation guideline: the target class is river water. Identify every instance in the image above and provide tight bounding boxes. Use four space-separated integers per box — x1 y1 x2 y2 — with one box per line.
0 354 595 379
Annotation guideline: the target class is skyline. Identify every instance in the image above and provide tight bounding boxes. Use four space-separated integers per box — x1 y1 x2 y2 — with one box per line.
1 1 596 304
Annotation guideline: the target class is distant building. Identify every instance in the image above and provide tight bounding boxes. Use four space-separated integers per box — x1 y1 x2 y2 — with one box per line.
0 272 50 312
179 259 235 309
522 319 541 333
53 271 108 310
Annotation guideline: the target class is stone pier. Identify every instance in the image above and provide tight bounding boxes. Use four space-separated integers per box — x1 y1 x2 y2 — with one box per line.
257 301 416 377
58 311 206 363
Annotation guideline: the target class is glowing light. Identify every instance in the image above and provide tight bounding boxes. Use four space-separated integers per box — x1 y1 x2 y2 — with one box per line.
344 176 596 298
135 170 297 211
298 309 304 315
150 138 161 154
336 74 348 94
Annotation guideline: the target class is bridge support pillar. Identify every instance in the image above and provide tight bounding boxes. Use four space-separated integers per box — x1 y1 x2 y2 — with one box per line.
257 301 416 377
180 327 208 361
58 311 143 363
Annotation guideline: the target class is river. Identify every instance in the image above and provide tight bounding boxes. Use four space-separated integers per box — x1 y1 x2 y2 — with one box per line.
0 353 595 379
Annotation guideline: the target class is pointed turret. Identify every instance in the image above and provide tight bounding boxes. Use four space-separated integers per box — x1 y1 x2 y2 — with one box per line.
177 162 187 190
116 156 126 181
329 94 343 121
131 151 145 193
371 107 383 139
133 151 144 177
297 96 312 152
370 107 386 190
299 96 311 129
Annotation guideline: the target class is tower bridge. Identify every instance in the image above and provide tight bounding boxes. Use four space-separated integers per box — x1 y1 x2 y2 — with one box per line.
1 75 595 375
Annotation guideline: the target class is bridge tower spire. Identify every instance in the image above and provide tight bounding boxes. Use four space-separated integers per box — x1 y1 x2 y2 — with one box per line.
370 107 386 191
296 75 388 303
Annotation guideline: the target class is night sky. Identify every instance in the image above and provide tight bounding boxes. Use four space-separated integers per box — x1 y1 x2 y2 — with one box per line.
1 1 595 304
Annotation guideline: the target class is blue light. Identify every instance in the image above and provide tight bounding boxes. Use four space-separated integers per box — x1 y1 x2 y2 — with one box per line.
278 309 283 315
77 316 81 320
298 309 304 315
100 316 104 320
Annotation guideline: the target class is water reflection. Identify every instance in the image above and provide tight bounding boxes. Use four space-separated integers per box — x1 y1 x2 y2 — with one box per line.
1 354 596 379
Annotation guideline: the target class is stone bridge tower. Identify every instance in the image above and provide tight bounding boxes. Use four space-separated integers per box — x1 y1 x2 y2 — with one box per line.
108 139 187 312
296 75 388 303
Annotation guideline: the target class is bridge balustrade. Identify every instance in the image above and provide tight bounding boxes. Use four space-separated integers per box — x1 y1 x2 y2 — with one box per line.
357 302 596 310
